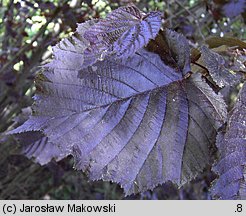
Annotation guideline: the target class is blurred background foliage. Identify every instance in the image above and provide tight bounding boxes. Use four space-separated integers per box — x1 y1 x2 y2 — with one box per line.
0 0 245 199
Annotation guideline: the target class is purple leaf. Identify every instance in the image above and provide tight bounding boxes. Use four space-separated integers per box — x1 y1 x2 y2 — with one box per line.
163 29 191 75
47 19 97 70
181 74 227 183
211 82 246 199
222 0 246 18
8 6 228 195
146 29 191 76
49 5 161 70
200 45 241 87
16 131 65 165
9 53 227 195
111 10 162 58
49 5 162 70
84 5 161 60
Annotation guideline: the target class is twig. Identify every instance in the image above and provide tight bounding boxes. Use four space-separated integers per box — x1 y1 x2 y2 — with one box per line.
166 1 173 27
165 1 203 27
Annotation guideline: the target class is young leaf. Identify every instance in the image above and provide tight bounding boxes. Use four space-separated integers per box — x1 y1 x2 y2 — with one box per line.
49 5 162 70
147 29 191 75
163 29 191 75
211 83 246 199
84 5 162 59
200 45 240 87
48 5 161 70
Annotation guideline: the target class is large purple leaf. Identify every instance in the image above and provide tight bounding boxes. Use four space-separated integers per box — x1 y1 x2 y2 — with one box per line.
8 5 227 194
211 82 246 199
10 49 227 195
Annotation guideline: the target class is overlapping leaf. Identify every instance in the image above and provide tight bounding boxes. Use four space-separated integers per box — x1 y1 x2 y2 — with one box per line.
85 5 162 59
200 45 240 87
211 83 246 199
49 5 161 70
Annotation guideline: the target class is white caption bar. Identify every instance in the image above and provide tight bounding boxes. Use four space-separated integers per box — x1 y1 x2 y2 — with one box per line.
0 200 246 216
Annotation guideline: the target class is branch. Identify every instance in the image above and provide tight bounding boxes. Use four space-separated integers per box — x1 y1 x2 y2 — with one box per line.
0 7 61 74
174 0 205 40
